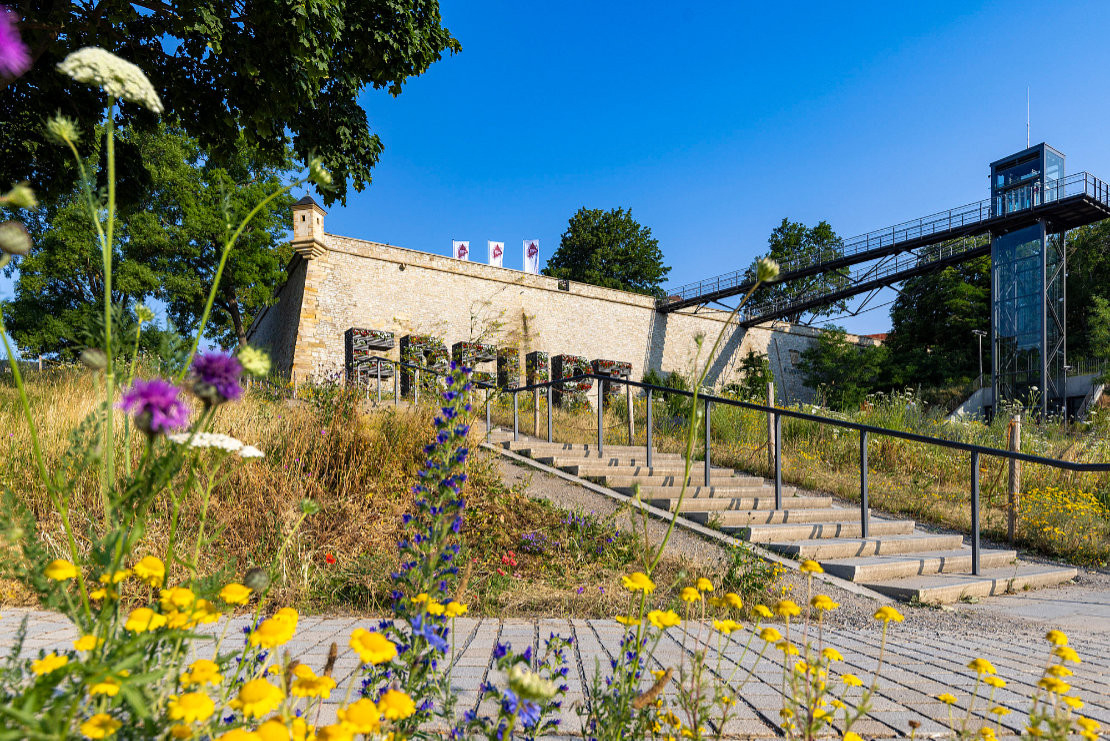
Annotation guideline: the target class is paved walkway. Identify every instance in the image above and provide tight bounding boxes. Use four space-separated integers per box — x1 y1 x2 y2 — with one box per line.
2 609 1107 738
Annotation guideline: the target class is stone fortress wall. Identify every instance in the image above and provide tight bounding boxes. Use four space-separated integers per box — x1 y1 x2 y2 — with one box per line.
247 199 881 405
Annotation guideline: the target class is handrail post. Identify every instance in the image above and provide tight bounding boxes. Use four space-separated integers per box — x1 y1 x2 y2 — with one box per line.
626 381 635 445
533 388 540 437
597 379 604 455
485 389 491 442
971 451 981 576
860 430 869 537
645 388 653 468
376 363 382 404
512 390 519 442
394 362 400 406
774 411 782 509
414 369 419 405
704 398 711 487
547 385 553 442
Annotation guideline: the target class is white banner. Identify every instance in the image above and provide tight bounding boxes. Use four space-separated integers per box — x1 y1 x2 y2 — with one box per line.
488 240 504 268
523 239 540 274
451 240 470 261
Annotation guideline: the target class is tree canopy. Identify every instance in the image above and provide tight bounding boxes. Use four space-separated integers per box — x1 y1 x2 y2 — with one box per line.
797 327 888 410
3 125 294 355
750 218 847 322
2 1 459 205
542 207 670 297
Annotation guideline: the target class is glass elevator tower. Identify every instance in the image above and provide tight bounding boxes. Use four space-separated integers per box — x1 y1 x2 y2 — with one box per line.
990 144 1067 417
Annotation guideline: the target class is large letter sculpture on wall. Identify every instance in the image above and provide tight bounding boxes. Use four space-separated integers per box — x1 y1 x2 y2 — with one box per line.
400 334 449 396
452 341 497 388
497 347 521 388
592 359 632 407
552 354 593 408
344 328 395 386
526 351 550 385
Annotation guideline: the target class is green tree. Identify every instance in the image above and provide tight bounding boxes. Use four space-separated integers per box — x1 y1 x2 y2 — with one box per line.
542 207 670 296
797 327 887 410
2 1 459 205
723 349 773 401
884 254 990 390
1064 221 1110 363
1087 296 1110 383
750 218 847 322
3 126 293 355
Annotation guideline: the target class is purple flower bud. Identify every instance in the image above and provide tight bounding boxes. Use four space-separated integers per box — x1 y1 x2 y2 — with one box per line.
190 351 244 406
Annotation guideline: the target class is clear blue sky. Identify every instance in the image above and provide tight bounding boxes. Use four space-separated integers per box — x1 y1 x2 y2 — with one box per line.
6 0 1110 343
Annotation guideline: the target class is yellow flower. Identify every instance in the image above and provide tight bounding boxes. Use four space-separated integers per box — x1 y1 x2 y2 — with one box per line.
124 607 167 633
967 658 996 675
273 607 298 628
1045 629 1068 647
426 601 446 617
707 596 724 608
680 587 701 603
249 616 295 649
411 592 430 604
774 599 801 618
821 648 844 662
1062 696 1083 710
984 676 1006 689
1053 646 1081 664
615 615 642 626
191 599 221 625
99 569 132 585
159 587 196 611
217 731 263 741
758 627 782 642
80 713 121 739
1046 664 1073 678
169 725 193 739
377 689 416 721
753 604 773 619
445 601 468 618
989 706 1012 716
31 652 68 675
219 583 252 605
622 572 656 594
180 659 223 688
776 641 799 656
349 629 397 665
337 698 381 733
89 676 123 697
74 634 102 652
841 673 863 687
316 725 353 741
723 592 743 609
165 610 195 630
291 668 337 699
1076 718 1100 734
800 560 824 574
873 606 904 623
810 595 839 612
132 555 165 588
168 692 215 723
648 610 682 629
1038 676 1070 694
232 679 284 719
979 728 997 740
938 693 958 705
45 559 78 581
695 577 713 592
712 619 742 635
89 588 109 601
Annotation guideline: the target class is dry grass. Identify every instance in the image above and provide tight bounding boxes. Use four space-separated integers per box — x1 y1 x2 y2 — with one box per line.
0 370 760 615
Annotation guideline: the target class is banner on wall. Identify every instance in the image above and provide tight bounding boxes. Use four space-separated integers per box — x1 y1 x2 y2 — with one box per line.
488 240 504 268
523 239 540 274
452 240 470 261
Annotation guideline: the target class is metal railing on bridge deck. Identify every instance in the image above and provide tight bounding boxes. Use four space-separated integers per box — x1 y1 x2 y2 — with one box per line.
659 171 1110 310
350 355 1110 577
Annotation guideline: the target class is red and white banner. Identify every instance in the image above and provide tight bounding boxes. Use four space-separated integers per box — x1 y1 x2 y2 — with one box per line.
523 239 540 274
488 240 504 268
451 240 470 261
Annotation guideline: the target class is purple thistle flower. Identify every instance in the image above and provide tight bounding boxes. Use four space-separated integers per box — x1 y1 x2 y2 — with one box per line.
0 7 30 80
119 378 189 436
190 351 243 406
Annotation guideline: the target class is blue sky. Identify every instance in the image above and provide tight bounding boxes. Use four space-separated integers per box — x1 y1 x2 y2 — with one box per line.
6 0 1110 343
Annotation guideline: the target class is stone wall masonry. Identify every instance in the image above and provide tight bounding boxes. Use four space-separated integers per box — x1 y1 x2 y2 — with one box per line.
247 232 880 405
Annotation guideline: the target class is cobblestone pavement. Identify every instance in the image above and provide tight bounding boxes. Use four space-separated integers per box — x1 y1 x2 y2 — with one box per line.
2 609 1107 738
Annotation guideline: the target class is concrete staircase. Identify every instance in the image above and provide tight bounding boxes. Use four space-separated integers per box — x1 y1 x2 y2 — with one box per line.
490 433 1077 605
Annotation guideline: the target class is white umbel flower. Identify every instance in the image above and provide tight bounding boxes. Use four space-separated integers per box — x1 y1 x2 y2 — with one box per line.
166 432 244 452
238 445 265 459
57 47 163 113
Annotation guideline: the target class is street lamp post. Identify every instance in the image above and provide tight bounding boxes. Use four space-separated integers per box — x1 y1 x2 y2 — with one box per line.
1062 364 1073 421
972 330 988 390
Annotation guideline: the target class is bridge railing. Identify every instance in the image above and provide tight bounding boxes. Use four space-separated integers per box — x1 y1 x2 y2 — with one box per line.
661 171 1110 308
349 355 1110 577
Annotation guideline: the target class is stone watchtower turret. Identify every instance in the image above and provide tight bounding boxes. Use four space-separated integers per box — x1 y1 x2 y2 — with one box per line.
291 195 328 259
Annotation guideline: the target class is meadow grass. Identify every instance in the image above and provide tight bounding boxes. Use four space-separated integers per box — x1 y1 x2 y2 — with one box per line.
490 388 1110 567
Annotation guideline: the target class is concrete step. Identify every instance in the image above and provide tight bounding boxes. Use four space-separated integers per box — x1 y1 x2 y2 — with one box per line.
621 484 798 499
685 507 865 527
533 455 673 468
865 564 1078 604
587 473 764 488
557 462 739 478
503 441 684 458
765 533 965 560
521 448 687 463
645 494 830 511
741 518 916 543
820 549 1018 582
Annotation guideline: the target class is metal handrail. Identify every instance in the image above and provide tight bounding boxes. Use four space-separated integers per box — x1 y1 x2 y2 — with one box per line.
661 171 1110 307
353 357 1110 577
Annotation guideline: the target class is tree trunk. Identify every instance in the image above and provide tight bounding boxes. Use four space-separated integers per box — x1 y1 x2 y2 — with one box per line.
224 286 246 349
